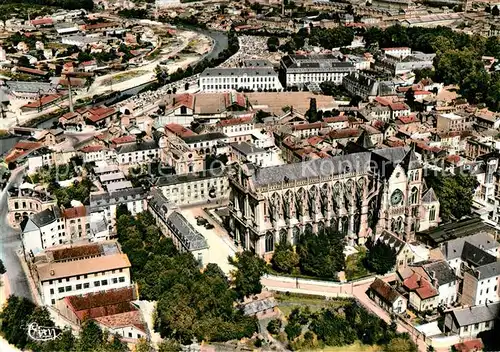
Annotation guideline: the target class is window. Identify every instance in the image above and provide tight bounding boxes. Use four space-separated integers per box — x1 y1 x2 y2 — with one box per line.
128 332 132 338
84 275 88 279
429 206 436 221
83 283 90 289
51 299 55 305
65 286 71 292
119 277 125 283
474 323 479 330
94 281 100 287
101 280 108 286
265 233 274 252
58 287 64 293
112 278 118 284
486 321 491 328
464 325 468 332
50 289 54 295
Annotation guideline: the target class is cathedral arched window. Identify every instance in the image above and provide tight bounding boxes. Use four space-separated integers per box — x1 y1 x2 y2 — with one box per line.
410 187 419 204
265 233 274 252
430 206 436 221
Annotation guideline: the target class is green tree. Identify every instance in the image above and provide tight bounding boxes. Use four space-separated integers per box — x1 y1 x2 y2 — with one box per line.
158 339 181 352
271 241 299 274
77 320 103 352
134 338 152 352
228 251 268 299
493 5 500 16
384 337 417 352
285 321 302 341
297 228 345 279
425 172 479 222
267 36 280 52
306 98 318 123
364 241 396 275
267 319 282 334
0 258 6 274
0 295 37 349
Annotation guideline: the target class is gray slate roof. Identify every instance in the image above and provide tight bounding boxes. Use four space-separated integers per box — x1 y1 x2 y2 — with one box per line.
251 152 372 188
166 211 208 251
422 188 438 203
422 260 456 286
200 67 278 77
443 232 499 261
33 207 60 227
451 302 500 326
231 142 265 155
476 261 500 280
115 141 158 154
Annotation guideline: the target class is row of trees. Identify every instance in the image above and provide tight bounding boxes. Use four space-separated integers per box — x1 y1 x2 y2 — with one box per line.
279 26 355 53
116 209 261 344
3 0 93 10
268 303 417 351
271 228 345 279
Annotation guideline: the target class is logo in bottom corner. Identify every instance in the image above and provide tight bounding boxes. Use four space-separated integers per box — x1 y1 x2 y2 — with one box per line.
27 322 62 341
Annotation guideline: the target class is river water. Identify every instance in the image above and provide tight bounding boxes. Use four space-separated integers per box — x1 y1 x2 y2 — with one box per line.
0 29 229 157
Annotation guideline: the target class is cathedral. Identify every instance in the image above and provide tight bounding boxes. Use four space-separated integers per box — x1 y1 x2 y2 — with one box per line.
228 143 440 257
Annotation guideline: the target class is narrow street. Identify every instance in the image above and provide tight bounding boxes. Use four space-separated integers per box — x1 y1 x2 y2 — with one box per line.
0 167 32 301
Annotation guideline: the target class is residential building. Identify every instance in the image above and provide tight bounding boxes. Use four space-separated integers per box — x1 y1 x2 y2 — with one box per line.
343 72 396 101
30 241 132 306
368 278 407 314
436 112 472 132
444 302 500 338
21 207 66 256
403 272 439 312
63 206 89 240
115 140 160 166
230 142 271 167
89 187 147 229
381 47 412 59
199 67 282 92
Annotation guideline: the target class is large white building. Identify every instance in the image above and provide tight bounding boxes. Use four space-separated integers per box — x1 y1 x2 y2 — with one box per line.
30 241 132 306
280 54 356 87
199 68 282 92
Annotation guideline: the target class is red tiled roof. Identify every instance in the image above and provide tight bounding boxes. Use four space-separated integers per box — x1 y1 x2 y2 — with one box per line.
414 90 432 96
390 103 409 111
87 107 117 123
307 136 323 146
328 128 361 139
31 18 53 26
65 287 135 319
94 310 146 333
111 135 136 145
17 66 49 76
397 115 419 124
80 145 104 153
403 273 438 300
323 116 349 123
85 22 117 30
14 141 42 150
171 93 195 110
165 123 196 137
292 122 326 131
81 60 96 66
453 339 484 352
218 116 253 127
22 94 64 109
63 206 87 219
